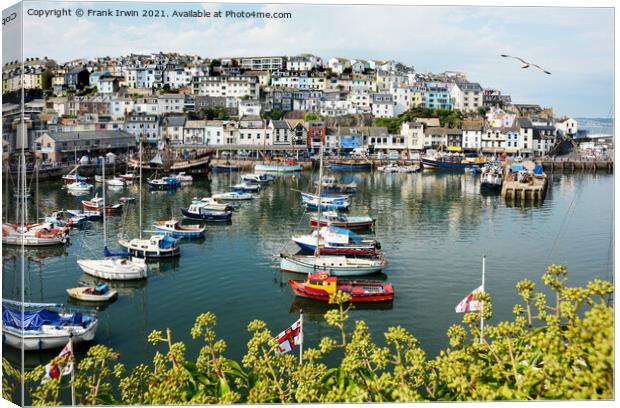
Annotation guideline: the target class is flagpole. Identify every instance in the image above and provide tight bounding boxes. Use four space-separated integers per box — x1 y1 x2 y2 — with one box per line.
70 332 75 406
480 255 486 344
299 309 304 365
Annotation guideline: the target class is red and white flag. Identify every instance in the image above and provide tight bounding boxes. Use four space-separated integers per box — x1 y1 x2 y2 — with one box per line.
42 340 74 383
455 285 483 313
274 318 302 354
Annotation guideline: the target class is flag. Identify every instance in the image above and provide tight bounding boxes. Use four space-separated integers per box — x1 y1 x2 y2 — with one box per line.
42 340 74 383
455 285 483 313
274 318 302 354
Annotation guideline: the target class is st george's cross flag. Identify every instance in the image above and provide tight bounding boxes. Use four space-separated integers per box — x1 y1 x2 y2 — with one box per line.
274 318 302 354
42 340 74 383
455 285 483 313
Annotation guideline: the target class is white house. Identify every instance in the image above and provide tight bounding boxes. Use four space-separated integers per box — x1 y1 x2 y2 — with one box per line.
205 120 225 146
164 116 186 146
449 81 483 112
183 120 207 145
400 121 425 152
371 94 396 118
238 100 262 117
157 94 185 114
555 117 578 136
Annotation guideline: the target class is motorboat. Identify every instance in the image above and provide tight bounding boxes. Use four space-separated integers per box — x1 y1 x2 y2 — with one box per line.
180 204 233 222
153 219 205 238
147 176 181 190
292 226 380 254
211 192 255 201
309 211 375 230
231 182 260 192
300 192 350 211
106 177 126 187
118 234 181 258
66 181 93 192
2 299 98 350
194 197 234 211
241 173 275 184
66 284 118 302
67 209 102 221
82 195 123 214
289 273 394 302
171 172 193 184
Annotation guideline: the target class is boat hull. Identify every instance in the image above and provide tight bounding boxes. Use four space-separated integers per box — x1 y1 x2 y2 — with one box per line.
280 256 385 276
421 158 486 170
211 165 240 173
180 208 232 222
118 241 181 259
310 218 374 230
2 321 98 350
153 225 205 238
289 280 394 302
326 162 372 171
255 164 302 173
77 259 148 280
66 287 118 302
82 201 123 214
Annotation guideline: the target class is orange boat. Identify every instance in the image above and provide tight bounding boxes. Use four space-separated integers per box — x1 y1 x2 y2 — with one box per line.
289 272 394 303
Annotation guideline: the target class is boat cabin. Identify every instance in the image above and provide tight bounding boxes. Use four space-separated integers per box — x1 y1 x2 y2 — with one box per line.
306 273 337 294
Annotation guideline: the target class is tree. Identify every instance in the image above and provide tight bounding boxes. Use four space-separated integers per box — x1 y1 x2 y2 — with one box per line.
304 113 320 122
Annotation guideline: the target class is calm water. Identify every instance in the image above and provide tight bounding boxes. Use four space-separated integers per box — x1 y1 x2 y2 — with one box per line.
2 169 614 370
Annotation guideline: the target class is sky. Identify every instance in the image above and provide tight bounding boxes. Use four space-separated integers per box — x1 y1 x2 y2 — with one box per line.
1 1 615 118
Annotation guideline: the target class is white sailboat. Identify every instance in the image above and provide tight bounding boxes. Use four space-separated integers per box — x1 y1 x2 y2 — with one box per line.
77 158 148 280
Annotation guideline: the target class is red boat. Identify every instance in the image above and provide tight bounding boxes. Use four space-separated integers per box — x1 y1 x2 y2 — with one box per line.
62 174 88 184
289 272 394 303
82 196 123 214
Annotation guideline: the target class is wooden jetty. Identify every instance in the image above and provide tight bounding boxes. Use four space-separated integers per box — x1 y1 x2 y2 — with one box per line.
501 161 548 202
541 160 613 173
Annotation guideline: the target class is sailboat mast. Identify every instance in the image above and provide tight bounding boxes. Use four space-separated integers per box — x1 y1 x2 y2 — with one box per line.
102 157 107 248
315 145 323 258
139 130 143 240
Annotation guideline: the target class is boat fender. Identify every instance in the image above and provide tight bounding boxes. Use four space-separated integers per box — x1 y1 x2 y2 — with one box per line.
375 242 382 250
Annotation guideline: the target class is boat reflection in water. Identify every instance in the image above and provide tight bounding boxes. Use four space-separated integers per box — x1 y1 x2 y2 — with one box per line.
289 296 393 316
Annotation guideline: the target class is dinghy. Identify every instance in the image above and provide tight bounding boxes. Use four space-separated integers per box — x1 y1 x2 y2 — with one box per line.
66 284 118 302
289 272 394 302
153 219 205 238
211 192 255 201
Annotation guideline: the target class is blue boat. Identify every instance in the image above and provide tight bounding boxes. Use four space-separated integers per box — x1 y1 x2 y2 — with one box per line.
421 156 487 170
300 192 350 210
180 204 232 222
67 209 102 221
147 176 181 190
153 220 205 238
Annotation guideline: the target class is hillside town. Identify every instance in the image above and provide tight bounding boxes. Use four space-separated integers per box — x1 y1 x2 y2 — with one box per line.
1 52 602 164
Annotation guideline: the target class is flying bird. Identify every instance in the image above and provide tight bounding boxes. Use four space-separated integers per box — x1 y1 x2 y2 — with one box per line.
500 54 551 75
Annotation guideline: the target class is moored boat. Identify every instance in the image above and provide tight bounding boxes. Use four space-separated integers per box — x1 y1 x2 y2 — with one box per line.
480 163 503 191
315 176 358 193
194 197 234 212
211 164 240 173
2 299 98 350
67 209 102 221
242 173 275 184
255 162 302 173
66 284 118 302
106 177 126 187
292 226 380 253
119 173 139 182
66 181 93 192
421 152 487 170
301 192 350 211
153 219 205 238
280 254 386 276
171 172 193 184
82 195 123 214
212 191 255 201
118 234 181 258
147 176 181 190
326 160 372 171
2 222 70 246
289 273 394 302
309 211 375 230
231 182 260 192
180 205 233 222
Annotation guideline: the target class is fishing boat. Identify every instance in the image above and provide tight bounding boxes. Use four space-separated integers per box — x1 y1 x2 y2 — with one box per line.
309 211 375 230
315 176 358 193
241 173 275 184
106 177 126 187
231 182 260 192
301 192 350 211
211 164 241 173
66 284 118 302
480 163 503 191
292 226 381 253
180 204 233 222
421 151 487 170
211 191 255 201
77 160 148 280
82 194 123 214
255 161 302 173
153 219 205 238
66 181 93 192
289 272 394 302
147 176 180 190
2 222 70 246
171 172 193 184
280 254 386 276
193 197 234 212
118 234 181 258
67 209 102 221
326 160 372 171
2 299 98 350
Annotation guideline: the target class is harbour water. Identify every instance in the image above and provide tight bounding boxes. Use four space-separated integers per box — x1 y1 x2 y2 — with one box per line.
2 170 614 369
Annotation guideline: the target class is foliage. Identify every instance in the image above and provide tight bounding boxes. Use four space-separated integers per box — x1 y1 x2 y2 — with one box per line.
4 266 612 405
373 107 465 133
304 113 321 122
262 108 287 121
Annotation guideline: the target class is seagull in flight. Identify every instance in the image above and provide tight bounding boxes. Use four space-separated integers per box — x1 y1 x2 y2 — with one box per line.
501 54 551 75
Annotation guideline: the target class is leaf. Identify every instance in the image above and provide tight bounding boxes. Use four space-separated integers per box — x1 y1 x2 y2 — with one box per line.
216 377 231 399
